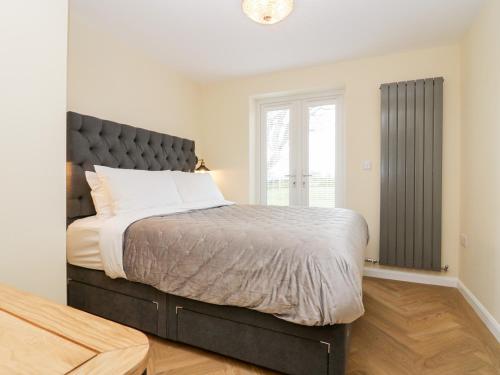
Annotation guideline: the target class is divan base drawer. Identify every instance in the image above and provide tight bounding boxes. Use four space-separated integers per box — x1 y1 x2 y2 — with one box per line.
177 308 329 375
68 280 159 334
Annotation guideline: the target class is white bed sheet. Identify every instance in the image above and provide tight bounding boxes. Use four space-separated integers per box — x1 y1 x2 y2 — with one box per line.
67 215 106 270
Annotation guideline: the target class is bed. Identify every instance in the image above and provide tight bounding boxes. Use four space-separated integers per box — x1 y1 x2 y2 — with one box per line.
66 111 368 375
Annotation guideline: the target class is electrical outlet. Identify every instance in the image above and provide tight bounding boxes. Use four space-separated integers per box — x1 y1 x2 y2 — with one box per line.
460 233 468 248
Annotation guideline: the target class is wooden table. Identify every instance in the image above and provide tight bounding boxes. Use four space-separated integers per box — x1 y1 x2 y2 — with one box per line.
0 284 149 374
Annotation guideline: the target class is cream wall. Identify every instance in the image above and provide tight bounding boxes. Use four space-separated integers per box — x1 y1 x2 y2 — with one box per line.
460 0 500 322
67 12 202 150
0 1 68 302
200 45 462 276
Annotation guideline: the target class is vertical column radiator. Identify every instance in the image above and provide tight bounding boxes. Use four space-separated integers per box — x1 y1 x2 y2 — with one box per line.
379 78 443 271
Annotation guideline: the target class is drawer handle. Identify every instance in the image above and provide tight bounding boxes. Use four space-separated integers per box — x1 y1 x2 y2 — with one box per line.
152 301 159 310
320 341 331 354
176 306 183 314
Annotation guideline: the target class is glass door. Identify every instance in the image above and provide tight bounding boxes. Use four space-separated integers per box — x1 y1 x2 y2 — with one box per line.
302 100 337 208
262 104 295 206
259 93 342 208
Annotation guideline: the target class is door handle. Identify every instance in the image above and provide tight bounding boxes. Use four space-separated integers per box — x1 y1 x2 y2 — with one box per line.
302 174 312 187
284 174 296 186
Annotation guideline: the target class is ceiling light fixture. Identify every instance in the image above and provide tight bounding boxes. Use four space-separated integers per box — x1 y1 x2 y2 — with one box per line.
242 0 294 25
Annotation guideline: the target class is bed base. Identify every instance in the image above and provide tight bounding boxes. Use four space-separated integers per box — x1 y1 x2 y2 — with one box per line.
67 264 350 375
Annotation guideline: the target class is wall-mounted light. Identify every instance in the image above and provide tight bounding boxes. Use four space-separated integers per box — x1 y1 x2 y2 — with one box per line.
195 159 210 173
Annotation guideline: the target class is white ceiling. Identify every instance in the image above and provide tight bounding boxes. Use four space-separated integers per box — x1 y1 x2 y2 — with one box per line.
70 0 485 82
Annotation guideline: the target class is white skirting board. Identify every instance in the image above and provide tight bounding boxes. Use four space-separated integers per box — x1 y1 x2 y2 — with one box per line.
364 267 500 343
363 266 458 287
457 281 500 343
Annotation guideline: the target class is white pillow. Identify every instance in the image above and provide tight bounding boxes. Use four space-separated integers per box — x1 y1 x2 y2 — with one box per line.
172 171 224 203
94 166 182 214
85 171 113 217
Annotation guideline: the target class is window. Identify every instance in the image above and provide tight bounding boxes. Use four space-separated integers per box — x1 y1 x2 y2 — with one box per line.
255 91 344 208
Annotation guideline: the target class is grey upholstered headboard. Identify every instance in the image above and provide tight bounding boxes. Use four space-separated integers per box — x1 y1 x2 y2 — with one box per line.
67 112 197 221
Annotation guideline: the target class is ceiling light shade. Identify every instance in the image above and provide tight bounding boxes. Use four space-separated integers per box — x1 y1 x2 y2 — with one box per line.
242 0 294 25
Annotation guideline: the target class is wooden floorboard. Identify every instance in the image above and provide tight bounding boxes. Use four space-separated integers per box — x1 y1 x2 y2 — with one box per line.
147 277 500 375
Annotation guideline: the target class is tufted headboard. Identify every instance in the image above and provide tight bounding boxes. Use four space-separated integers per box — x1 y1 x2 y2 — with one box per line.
67 112 197 221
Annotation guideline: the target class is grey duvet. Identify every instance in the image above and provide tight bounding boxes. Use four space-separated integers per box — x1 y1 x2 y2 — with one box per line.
123 205 369 325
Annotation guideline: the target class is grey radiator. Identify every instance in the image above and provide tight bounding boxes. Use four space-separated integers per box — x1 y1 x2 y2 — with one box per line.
379 78 443 271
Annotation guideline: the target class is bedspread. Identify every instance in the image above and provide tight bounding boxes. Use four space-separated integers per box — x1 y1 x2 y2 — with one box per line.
123 205 369 325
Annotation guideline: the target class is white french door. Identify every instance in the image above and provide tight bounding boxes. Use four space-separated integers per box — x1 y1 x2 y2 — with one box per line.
257 92 344 208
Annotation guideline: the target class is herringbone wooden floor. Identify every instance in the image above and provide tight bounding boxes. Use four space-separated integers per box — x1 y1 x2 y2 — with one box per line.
147 278 500 375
